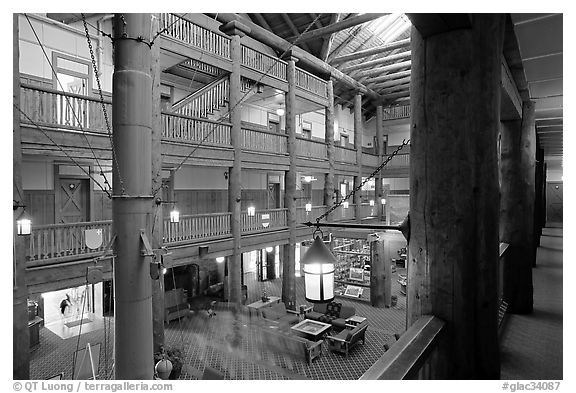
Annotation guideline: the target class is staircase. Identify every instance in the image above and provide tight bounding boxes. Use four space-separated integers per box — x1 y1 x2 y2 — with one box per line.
172 75 230 120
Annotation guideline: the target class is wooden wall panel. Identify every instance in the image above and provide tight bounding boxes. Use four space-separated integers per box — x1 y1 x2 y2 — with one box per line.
24 190 55 225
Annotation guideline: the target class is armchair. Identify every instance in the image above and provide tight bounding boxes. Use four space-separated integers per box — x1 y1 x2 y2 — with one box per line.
326 321 368 357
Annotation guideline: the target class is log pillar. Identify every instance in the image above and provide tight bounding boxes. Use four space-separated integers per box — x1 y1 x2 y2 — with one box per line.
408 15 505 379
501 100 536 313
13 13 30 380
354 93 363 222
534 141 545 250
370 234 392 307
375 105 384 220
323 80 335 218
282 55 298 310
220 21 250 305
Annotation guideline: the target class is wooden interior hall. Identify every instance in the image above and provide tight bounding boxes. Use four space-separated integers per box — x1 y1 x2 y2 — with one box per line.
11 11 563 381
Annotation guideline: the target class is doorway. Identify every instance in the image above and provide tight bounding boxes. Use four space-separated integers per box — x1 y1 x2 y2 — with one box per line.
546 181 563 224
58 178 89 223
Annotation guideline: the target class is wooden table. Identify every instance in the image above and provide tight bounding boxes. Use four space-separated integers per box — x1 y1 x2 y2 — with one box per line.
290 319 332 340
345 315 367 328
247 296 281 310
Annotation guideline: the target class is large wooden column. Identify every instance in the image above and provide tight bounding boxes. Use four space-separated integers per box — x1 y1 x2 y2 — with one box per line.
13 13 30 379
354 93 363 222
375 105 384 220
408 15 504 379
323 79 335 217
501 100 536 313
282 55 298 310
221 22 249 305
370 235 392 307
150 13 164 352
534 141 545 250
112 13 154 379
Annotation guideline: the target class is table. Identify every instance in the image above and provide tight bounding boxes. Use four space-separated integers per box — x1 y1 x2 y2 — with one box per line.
345 315 367 329
247 296 281 310
290 319 332 340
298 304 313 321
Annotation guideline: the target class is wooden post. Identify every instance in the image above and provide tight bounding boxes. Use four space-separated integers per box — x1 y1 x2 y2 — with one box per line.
375 105 384 220
534 143 545 250
354 93 363 222
501 101 536 313
150 13 165 353
370 234 392 307
323 80 335 217
13 13 30 380
408 15 504 379
282 55 298 310
112 13 154 379
220 22 249 305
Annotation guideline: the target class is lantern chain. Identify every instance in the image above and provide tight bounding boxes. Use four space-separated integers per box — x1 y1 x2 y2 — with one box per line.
314 138 411 225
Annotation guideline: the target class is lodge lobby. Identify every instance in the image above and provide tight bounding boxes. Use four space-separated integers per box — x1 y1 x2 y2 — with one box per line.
12 12 563 381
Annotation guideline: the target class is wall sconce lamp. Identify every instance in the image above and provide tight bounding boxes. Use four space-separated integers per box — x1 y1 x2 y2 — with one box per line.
381 198 386 205
343 201 349 209
14 201 31 236
155 198 180 223
265 247 274 253
276 108 285 116
369 200 375 207
247 206 256 217
301 232 335 303
305 202 312 213
216 256 225 263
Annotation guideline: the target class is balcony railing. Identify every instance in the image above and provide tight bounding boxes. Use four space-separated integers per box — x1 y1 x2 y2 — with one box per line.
363 153 380 167
163 212 232 244
161 113 231 147
360 315 446 379
242 127 288 154
296 205 329 224
28 220 113 263
360 203 377 218
385 153 410 168
383 104 411 121
159 13 231 60
241 208 287 233
295 68 328 98
296 137 327 161
241 45 287 81
20 84 112 133
334 145 357 164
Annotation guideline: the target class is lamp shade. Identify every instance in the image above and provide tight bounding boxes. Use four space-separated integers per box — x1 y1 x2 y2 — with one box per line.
305 203 312 212
247 206 256 217
17 217 31 236
170 209 180 223
301 235 335 303
369 199 375 206
343 201 349 209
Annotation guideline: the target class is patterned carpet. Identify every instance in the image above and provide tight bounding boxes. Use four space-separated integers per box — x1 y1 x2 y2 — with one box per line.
30 269 408 380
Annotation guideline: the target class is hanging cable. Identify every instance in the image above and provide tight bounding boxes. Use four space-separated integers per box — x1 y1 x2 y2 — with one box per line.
81 13 126 195
151 13 324 197
73 283 89 378
24 14 112 196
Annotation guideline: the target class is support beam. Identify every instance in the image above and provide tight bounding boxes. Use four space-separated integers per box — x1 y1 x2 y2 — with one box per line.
342 50 411 73
288 13 388 43
112 13 154 380
370 236 392 307
332 38 411 63
375 105 384 220
365 70 411 85
354 93 363 223
13 13 30 380
281 13 312 53
319 13 340 61
356 60 412 78
408 15 504 379
252 13 272 31
377 83 411 95
368 76 411 90
407 13 472 38
324 80 336 217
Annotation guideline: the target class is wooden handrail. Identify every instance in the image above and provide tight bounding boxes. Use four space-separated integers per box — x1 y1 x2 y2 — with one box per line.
21 83 111 104
360 315 446 380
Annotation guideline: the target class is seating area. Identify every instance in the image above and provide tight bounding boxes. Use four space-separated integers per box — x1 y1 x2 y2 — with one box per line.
164 288 190 324
259 302 300 326
306 301 356 330
326 321 368 357
261 326 324 365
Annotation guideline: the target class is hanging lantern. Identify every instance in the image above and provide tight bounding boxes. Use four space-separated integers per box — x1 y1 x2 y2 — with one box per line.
301 234 335 303
369 199 375 206
247 206 256 217
381 198 386 205
16 211 32 236
216 256 225 263
305 202 312 212
170 209 180 223
343 201 349 209
265 247 273 253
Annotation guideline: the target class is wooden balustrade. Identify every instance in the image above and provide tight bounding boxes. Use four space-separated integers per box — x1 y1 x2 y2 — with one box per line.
174 77 229 119
28 220 113 263
296 137 327 160
385 153 410 168
241 127 288 154
295 206 329 225
163 213 231 244
335 203 356 221
363 153 380 168
241 208 287 233
241 45 287 81
360 203 376 218
20 84 112 133
334 145 357 164
360 315 446 380
162 113 231 146
383 104 411 120
160 13 231 60
295 68 328 98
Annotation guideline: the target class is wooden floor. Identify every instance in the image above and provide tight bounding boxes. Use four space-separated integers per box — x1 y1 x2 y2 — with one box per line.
500 225 563 380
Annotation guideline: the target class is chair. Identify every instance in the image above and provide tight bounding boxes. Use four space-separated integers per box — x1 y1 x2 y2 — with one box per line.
326 321 368 357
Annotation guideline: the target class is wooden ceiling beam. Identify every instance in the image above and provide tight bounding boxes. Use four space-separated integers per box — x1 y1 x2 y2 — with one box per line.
281 13 312 53
332 38 411 63
287 13 388 43
366 65 413 84
367 76 411 90
319 13 341 61
326 24 363 62
252 13 273 31
341 50 411 73
364 69 411 84
356 60 411 78
377 83 410 95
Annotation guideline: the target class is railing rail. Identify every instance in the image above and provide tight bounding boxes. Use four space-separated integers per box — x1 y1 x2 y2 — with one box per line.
334 145 357 164
384 153 410 168
172 76 229 119
296 205 328 224
241 126 288 154
363 153 380 168
159 13 231 60
241 45 287 81
28 220 113 262
163 212 231 244
241 208 287 233
383 104 411 120
296 137 327 160
498 242 510 328
161 112 231 146
295 68 328 98
20 84 112 133
360 315 446 380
